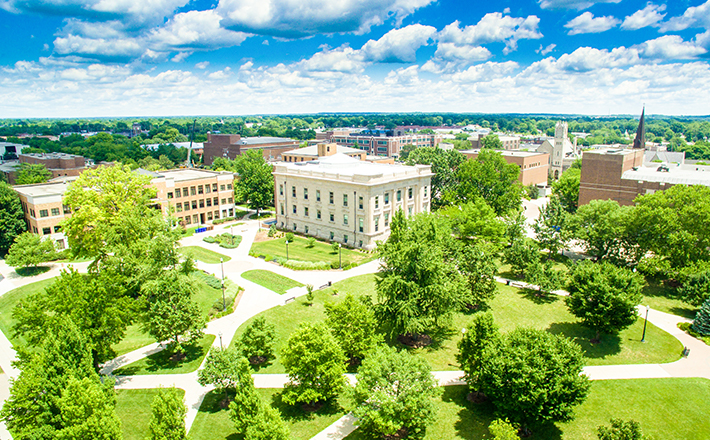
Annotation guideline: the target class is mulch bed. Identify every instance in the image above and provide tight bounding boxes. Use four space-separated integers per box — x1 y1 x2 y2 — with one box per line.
397 333 432 348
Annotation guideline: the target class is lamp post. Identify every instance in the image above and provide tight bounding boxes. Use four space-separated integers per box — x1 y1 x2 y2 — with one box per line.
230 225 234 244
285 239 290 260
641 305 650 342
338 243 342 269
218 332 223 350
220 257 226 311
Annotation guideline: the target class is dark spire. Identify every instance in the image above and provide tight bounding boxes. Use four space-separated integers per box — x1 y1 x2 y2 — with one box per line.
633 107 645 149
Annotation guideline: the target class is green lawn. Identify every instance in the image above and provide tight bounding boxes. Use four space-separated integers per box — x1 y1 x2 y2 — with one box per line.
234 274 682 374
0 277 58 346
250 235 375 266
116 388 185 440
190 388 352 440
112 324 155 357
641 278 696 319
113 334 215 375
345 378 710 440
181 246 231 264
223 222 244 229
241 269 304 295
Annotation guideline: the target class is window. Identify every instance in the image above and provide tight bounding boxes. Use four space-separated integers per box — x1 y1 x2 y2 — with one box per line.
359 240 363 248
397 190 402 201
193 214 199 223
304 188 308 200
54 226 61 233
408 188 413 199
51 208 60 216
212 184 218 192
198 185 204 194
316 190 321 202
199 199 205 208
40 209 48 218
329 192 334 204
293 205 297 214
190 187 196 196
343 214 349 225
32 226 37 233
42 227 51 235
214 197 219 205
183 187 188 196
184 202 190 211
30 209 35 218
344 235 348 244
185 216 191 225
359 218 364 233
228 197 233 204
192 201 198 210
279 184 283 196
280 204 284 215
330 231 334 240
375 217 379 232
227 183 233 190
375 196 379 209
358 196 363 210
207 212 213 220
385 213 389 226
220 185 226 191
304 207 309 217
176 203 183 212
408 206 413 216
221 198 226 204
206 198 212 207
214 210 220 219
175 188 182 197
343 194 348 207
424 186 428 197
305 225 309 234
63 205 71 214
206 185 211 194
167 192 173 199
292 186 296 197
293 223 297 231
317 210 321 219
385 192 389 204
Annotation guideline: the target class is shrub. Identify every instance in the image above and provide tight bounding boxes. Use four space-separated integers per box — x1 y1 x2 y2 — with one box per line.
285 232 294 242
331 242 339 253
306 237 316 248
268 225 276 237
203 236 217 244
193 270 223 290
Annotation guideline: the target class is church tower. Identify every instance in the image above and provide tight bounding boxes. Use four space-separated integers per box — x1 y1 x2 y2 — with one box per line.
551 121 568 178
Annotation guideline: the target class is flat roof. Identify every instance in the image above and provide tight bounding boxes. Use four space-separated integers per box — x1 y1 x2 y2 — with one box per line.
283 144 362 157
622 164 710 186
241 137 297 145
13 180 72 198
19 152 83 159
460 149 546 158
157 168 233 182
276 153 432 179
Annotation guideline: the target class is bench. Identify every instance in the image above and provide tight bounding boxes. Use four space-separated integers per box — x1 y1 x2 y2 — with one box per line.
284 296 296 304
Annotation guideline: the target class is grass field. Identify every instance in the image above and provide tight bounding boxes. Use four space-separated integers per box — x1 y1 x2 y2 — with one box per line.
344 378 710 440
181 246 231 264
116 388 185 440
190 388 352 440
0 277 58 347
241 269 304 295
234 274 682 374
250 235 374 267
113 334 215 375
641 278 697 319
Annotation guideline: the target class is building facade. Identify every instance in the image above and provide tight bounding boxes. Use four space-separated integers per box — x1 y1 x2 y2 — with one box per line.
330 132 442 157
537 121 578 179
203 133 299 165
13 181 73 249
273 154 433 250
282 143 366 162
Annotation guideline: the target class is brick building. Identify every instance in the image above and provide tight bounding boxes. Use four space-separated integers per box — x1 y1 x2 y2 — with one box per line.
461 149 549 186
13 181 73 250
329 130 442 157
203 133 299 165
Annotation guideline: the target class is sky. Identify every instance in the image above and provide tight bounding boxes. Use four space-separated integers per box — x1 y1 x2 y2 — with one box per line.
1 0 709 118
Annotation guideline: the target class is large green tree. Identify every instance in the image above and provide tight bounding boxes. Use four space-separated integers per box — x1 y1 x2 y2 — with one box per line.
478 328 591 435
457 243 499 309
4 231 56 269
352 346 438 439
441 199 506 246
457 312 500 392
324 293 381 364
0 181 26 256
481 133 503 149
552 167 581 213
229 359 262 434
406 147 464 208
280 322 346 406
566 261 643 342
15 162 52 185
234 149 273 215
56 377 122 440
568 199 632 263
239 317 276 366
456 150 522 215
533 196 568 257
198 348 249 400
147 387 187 440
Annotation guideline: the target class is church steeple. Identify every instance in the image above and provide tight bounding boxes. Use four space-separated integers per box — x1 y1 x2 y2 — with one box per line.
632 107 646 149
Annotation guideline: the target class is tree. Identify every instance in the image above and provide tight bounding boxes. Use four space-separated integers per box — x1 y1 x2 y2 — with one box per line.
478 328 591 435
280 322 346 406
406 147 464 208
13 268 132 368
147 387 187 440
15 162 52 185
0 180 26 256
198 348 250 400
399 143 416 160
569 199 632 263
457 312 500 392
597 419 650 440
441 199 506 246
376 211 466 340
533 196 568 257
503 238 540 278
4 231 56 268
229 359 262 434
489 419 519 440
56 377 123 440
141 270 205 353
566 261 643 342
481 133 503 150
692 298 710 336
239 317 276 365
677 262 710 306
458 243 499 308
235 149 273 216
244 405 291 440
526 260 565 295
456 150 522 215
324 293 381 364
552 168 581 213
352 346 438 439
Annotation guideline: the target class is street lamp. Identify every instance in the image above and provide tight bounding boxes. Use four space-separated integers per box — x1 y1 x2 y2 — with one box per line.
230 225 234 244
218 332 223 350
338 243 342 269
220 257 226 311
285 239 290 260
641 305 650 342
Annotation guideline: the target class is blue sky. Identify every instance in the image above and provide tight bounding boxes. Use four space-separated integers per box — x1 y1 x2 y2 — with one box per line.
1 0 709 118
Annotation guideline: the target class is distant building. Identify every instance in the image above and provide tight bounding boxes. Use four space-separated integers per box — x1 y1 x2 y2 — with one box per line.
461 149 549 186
282 143 366 162
0 142 27 160
536 121 578 179
1 152 101 184
470 134 521 151
273 154 433 250
328 130 441 157
203 133 299 165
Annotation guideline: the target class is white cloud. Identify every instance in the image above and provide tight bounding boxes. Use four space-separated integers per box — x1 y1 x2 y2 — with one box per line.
640 35 707 60
295 46 366 73
536 43 556 55
621 3 666 31
53 34 145 60
171 51 191 62
660 0 710 32
449 61 518 83
217 0 434 38
195 61 210 69
564 12 620 35
438 14 543 53
208 67 232 79
360 24 436 63
538 0 621 10
434 43 492 63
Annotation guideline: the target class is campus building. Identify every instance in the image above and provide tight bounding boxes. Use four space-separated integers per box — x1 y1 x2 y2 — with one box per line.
536 121 579 179
470 134 521 151
13 180 73 250
1 152 100 184
203 133 299 165
273 154 434 250
282 143 366 162
461 149 549 186
328 131 442 157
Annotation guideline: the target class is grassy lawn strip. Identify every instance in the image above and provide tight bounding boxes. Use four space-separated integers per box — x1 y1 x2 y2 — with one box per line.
241 269 303 295
181 246 231 264
234 274 681 374
0 277 58 346
113 334 215 376
250 235 374 266
190 389 351 440
116 388 185 440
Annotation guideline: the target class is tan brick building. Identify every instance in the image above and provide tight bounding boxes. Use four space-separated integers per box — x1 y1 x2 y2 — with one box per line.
203 133 299 165
13 181 73 250
329 132 442 157
461 149 549 186
282 143 365 162
273 154 433 250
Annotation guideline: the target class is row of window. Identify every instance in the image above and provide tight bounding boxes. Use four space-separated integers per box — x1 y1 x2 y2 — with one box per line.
177 208 235 225
280 185 424 207
174 197 232 213
36 225 62 235
167 183 232 199
22 202 71 219
281 205 416 231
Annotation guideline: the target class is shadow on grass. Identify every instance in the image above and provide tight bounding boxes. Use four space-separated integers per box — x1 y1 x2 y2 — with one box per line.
497 270 523 281
116 341 210 375
443 386 495 440
269 391 344 423
670 306 697 320
642 278 696 319
547 322 622 360
196 391 243 440
520 287 559 305
15 266 51 277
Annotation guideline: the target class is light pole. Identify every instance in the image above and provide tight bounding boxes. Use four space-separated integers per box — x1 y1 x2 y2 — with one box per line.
285 239 290 260
230 225 234 244
338 243 342 269
641 305 650 342
218 332 223 350
220 257 226 311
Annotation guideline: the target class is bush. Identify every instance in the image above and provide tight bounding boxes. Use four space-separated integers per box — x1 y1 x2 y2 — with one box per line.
285 232 294 242
193 270 223 290
281 260 331 271
203 236 217 244
306 237 316 248
268 225 276 237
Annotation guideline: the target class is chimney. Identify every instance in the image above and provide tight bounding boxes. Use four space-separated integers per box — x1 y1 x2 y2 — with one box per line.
318 143 337 157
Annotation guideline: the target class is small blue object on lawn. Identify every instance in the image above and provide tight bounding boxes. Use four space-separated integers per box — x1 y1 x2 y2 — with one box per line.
196 227 207 233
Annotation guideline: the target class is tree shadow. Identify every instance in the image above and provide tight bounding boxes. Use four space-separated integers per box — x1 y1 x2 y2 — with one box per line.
498 270 523 281
670 306 697 320
195 391 243 440
442 386 495 440
520 287 559 305
15 266 51 277
642 278 697 319
270 391 344 423
547 322 622 360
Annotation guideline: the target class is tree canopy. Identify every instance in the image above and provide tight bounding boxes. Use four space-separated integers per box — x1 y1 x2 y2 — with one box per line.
15 162 52 185
456 150 523 215
4 231 56 268
233 149 274 215
552 167 581 213
0 181 26 256
406 147 464 208
147 387 187 440
324 293 381 363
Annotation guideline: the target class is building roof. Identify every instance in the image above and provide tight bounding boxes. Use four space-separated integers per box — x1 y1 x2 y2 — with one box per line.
19 152 83 159
13 180 72 198
144 142 204 151
537 138 576 157
240 137 297 145
276 153 432 180
622 163 710 186
283 144 362 157
461 149 547 158
156 168 233 182
644 151 685 164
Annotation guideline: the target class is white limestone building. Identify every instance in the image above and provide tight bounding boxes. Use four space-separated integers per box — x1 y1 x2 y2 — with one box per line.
537 121 578 179
273 154 434 250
